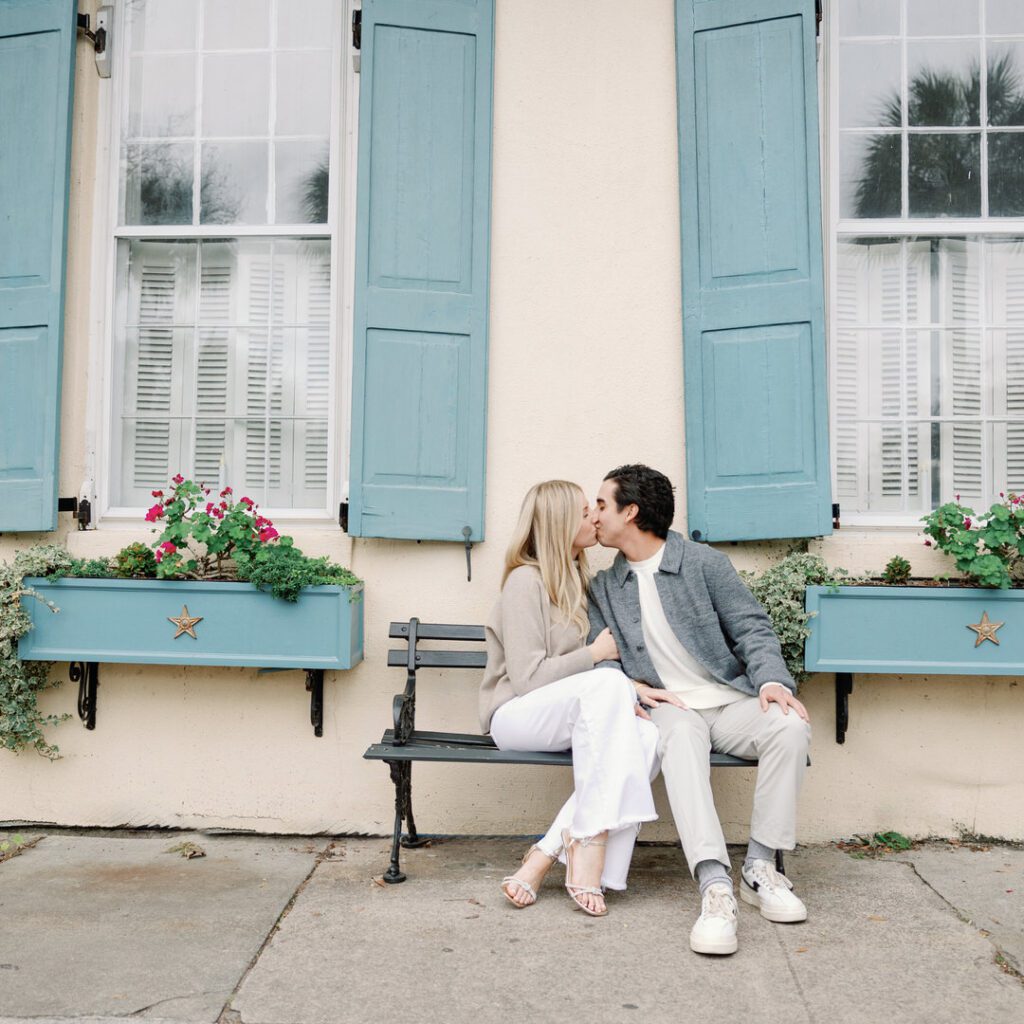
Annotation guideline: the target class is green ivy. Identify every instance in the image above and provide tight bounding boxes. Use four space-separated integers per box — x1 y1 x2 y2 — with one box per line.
0 546 75 759
740 553 849 685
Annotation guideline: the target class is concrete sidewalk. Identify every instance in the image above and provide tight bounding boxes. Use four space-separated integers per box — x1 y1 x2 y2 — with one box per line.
0 832 1021 1024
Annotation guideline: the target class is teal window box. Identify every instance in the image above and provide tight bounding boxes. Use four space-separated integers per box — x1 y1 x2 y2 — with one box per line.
804 585 1024 744
18 577 364 736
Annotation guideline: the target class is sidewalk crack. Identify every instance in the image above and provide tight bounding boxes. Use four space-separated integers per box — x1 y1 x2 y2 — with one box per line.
216 839 337 1023
770 925 818 1024
897 857 1024 985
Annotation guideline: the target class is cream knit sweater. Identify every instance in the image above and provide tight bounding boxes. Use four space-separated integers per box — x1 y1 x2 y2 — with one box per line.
478 565 594 733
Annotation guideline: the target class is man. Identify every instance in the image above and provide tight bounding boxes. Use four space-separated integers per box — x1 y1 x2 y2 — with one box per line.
588 464 810 956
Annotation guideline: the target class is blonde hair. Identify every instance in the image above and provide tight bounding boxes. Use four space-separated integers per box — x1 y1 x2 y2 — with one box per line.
502 480 591 639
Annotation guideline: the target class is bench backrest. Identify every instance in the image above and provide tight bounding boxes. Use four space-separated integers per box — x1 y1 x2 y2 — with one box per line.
387 619 487 673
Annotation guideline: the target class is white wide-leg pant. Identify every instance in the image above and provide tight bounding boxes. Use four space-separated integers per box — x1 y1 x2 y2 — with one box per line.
489 666 660 890
650 697 811 876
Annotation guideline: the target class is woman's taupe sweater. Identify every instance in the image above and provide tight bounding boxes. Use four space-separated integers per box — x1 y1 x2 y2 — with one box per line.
478 565 594 732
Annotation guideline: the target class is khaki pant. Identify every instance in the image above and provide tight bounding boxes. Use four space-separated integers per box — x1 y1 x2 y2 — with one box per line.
650 697 811 875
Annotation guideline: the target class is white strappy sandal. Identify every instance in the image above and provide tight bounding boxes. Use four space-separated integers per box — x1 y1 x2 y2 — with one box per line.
561 829 608 917
500 842 559 908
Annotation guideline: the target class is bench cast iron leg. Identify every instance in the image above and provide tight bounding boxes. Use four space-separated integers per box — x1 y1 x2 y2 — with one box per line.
775 849 785 874
384 760 408 883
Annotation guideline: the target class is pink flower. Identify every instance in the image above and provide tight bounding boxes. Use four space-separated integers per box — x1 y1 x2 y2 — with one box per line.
955 493 961 502
144 503 165 523
241 496 254 507
205 502 215 513
924 539 932 547
155 541 177 563
212 508 224 519
151 490 164 498
220 487 233 497
172 473 185 485
1000 492 1005 498
964 517 972 529
259 527 279 542
219 500 228 510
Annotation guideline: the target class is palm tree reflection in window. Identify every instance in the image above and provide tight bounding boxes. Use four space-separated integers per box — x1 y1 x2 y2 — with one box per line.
855 54 1024 218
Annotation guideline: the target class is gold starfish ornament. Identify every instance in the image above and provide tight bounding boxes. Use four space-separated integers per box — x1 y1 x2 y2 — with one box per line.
168 605 203 640
967 611 1004 647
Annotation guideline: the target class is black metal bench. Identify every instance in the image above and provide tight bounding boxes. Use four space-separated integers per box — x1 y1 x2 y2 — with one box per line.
363 617 778 883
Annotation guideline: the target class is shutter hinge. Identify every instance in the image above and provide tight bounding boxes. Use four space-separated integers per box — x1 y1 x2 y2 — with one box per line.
832 502 841 529
58 497 92 530
339 501 349 532
815 1 822 38
76 11 106 54
352 9 362 50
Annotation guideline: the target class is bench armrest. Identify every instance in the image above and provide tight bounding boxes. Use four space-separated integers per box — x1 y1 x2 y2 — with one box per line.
390 617 420 745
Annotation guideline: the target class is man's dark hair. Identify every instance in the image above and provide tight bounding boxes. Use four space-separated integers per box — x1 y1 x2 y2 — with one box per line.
603 464 675 539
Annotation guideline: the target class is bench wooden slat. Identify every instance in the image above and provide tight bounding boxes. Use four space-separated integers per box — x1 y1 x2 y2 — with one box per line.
366 730 762 769
387 650 489 669
388 622 487 642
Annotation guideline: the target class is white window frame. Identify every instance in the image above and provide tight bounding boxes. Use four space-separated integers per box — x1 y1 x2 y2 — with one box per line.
825 0 1024 528
85 0 360 528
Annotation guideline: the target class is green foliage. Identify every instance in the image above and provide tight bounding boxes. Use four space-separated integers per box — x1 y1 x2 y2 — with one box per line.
147 476 282 579
741 553 849 684
882 555 912 585
113 542 157 579
0 546 74 759
873 831 913 851
921 494 1024 588
235 541 361 603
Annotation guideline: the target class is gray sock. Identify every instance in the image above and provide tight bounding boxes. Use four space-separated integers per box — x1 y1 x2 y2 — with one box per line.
695 858 732 896
745 837 774 870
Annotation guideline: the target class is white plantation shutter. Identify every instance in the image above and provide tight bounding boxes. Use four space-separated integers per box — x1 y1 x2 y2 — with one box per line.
195 261 232 486
990 244 1024 494
121 246 191 504
939 241 984 502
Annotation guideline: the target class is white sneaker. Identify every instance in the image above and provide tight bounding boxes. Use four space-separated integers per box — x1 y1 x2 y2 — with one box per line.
689 882 738 955
740 859 807 923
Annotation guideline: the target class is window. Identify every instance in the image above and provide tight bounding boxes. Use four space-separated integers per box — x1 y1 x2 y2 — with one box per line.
830 0 1024 522
105 0 347 516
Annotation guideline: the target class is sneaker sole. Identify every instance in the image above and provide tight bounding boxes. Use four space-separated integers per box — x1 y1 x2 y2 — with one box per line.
740 880 807 923
689 932 738 955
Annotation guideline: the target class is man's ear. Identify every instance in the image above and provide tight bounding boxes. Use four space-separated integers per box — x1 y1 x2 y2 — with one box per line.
624 503 639 525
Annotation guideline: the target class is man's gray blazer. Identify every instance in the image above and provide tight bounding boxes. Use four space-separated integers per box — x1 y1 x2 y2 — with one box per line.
587 530 796 696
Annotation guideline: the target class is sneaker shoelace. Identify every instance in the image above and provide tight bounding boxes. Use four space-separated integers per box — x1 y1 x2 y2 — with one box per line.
748 860 791 892
702 886 737 922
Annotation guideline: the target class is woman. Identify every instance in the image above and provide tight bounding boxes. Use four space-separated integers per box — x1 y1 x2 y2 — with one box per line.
479 480 660 916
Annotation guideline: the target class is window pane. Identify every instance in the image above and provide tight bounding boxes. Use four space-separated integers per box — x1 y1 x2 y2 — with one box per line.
276 50 332 136
202 54 271 137
905 237 982 323
839 0 900 38
908 133 980 216
122 143 195 225
836 238 903 323
200 142 268 224
129 0 198 52
986 238 1024 321
987 46 1024 125
841 133 902 218
128 54 196 137
277 0 335 48
908 0 980 37
203 0 270 51
987 0 1024 37
839 44 901 128
275 142 330 223
908 42 982 126
989 133 1024 214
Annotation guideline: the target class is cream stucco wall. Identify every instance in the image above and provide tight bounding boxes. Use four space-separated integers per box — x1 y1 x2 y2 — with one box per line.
3 1 1022 843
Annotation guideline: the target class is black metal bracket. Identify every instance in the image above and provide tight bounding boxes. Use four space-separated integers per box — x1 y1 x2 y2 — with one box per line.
339 501 349 531
351 8 361 49
70 661 99 729
305 669 324 737
832 502 841 530
76 12 107 54
835 672 853 744
462 526 473 582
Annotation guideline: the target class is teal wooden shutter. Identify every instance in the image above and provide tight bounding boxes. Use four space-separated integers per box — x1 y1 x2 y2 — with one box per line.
676 0 831 542
0 0 76 533
348 0 494 541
